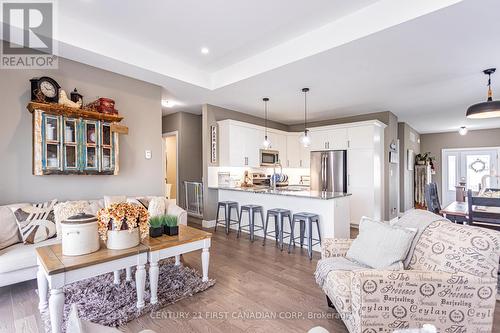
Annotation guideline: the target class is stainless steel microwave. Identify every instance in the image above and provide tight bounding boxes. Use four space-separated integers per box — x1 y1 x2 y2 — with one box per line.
260 149 279 166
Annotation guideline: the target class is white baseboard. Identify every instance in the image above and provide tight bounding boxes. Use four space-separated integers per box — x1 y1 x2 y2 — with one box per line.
202 219 216 228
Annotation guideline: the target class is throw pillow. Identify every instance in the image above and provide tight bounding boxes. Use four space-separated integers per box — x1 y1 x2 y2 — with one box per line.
148 197 166 217
103 195 126 208
11 199 57 244
346 217 416 269
53 201 91 239
0 203 28 250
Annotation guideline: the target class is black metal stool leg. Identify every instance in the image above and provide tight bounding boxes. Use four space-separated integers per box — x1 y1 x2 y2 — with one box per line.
315 218 322 245
237 207 244 238
262 212 270 246
279 214 285 251
299 220 305 248
307 218 313 260
215 204 221 232
274 216 279 246
249 209 255 241
288 216 295 253
225 206 230 235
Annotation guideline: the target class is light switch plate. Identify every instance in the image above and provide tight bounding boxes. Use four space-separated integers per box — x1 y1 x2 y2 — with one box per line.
145 150 152 160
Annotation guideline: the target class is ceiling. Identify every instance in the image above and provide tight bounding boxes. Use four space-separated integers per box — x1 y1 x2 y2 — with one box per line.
14 0 500 134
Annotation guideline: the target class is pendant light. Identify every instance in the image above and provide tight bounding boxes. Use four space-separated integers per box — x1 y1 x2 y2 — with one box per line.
299 88 311 147
466 68 500 119
262 97 272 149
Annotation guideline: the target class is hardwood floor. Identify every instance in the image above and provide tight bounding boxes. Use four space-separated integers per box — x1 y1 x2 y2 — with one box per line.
0 225 499 333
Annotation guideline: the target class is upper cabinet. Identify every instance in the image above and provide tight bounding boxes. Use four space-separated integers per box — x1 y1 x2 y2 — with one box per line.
28 102 122 175
347 125 375 149
309 128 348 151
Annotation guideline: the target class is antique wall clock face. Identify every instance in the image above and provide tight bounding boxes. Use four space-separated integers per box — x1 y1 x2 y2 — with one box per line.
30 76 61 103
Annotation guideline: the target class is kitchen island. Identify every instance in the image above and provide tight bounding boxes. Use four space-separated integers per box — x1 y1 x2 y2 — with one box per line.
210 186 351 252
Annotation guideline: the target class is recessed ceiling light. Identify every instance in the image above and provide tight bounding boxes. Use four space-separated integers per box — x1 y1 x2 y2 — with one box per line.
201 47 209 55
161 100 176 108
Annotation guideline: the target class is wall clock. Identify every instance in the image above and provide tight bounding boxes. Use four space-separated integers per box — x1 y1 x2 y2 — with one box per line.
30 76 61 103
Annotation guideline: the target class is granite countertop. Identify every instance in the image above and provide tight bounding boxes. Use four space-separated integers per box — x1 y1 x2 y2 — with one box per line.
209 186 351 200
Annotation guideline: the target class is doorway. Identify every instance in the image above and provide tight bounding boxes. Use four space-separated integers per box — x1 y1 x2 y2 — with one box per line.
442 147 499 206
162 131 178 200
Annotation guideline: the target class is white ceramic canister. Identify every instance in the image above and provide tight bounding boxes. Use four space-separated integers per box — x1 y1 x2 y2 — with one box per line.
61 213 100 256
106 228 140 250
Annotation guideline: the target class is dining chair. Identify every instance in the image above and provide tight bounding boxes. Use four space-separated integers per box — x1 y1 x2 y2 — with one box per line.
424 183 442 215
467 190 500 231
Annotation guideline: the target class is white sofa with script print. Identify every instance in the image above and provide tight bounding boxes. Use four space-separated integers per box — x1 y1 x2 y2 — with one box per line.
318 210 500 333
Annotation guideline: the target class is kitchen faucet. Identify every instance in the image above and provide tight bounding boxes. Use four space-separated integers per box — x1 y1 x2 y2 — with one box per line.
271 161 282 190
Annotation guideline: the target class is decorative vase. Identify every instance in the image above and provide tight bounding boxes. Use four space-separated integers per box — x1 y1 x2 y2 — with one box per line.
164 225 178 236
149 226 163 238
106 228 139 250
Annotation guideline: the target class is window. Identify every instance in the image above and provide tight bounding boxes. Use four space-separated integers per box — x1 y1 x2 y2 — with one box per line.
447 155 456 191
466 155 490 191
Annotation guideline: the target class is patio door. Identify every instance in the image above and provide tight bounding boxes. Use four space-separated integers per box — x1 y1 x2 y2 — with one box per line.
442 148 499 206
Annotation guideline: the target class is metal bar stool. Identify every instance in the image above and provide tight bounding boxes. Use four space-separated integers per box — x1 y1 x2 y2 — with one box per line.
263 208 293 251
215 201 240 234
237 205 264 242
289 212 321 260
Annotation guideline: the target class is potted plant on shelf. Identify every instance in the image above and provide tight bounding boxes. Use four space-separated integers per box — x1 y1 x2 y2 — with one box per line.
96 202 149 250
149 215 164 238
163 215 178 236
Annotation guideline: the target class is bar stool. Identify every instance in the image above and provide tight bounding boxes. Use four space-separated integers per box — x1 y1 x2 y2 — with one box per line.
289 212 321 260
215 201 240 234
237 205 264 242
263 208 293 251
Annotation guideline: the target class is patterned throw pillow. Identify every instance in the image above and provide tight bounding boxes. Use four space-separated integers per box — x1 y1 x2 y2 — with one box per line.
53 201 91 239
11 199 57 244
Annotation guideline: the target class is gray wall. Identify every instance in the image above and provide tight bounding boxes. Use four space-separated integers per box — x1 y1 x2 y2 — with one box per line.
398 122 421 212
162 112 202 209
420 128 500 198
290 111 399 221
0 58 163 205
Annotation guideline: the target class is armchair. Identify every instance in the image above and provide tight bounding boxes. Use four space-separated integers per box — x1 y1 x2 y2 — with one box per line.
318 211 500 333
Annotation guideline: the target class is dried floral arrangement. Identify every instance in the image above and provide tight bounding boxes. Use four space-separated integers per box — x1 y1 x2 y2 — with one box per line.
96 202 149 241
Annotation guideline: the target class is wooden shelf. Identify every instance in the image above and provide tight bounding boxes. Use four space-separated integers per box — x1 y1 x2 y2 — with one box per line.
27 102 123 123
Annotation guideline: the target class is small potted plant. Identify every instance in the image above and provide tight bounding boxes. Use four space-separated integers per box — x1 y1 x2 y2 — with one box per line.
149 215 164 238
163 215 178 236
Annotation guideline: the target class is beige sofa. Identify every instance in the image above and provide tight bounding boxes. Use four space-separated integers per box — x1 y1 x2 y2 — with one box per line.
319 210 500 332
0 197 187 287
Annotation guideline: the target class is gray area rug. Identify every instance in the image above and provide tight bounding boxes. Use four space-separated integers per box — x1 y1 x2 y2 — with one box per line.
41 258 215 332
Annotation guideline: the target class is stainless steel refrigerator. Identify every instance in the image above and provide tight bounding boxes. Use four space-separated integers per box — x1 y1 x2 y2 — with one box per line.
310 150 347 192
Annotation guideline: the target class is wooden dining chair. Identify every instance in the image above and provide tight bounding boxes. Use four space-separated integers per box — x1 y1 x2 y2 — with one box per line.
467 190 500 231
425 183 442 215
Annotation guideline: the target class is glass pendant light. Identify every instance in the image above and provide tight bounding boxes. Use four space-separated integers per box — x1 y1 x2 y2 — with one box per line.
466 68 500 119
299 88 311 147
262 97 272 149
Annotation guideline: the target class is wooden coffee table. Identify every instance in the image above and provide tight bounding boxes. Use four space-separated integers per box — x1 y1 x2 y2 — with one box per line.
141 225 212 304
36 242 149 333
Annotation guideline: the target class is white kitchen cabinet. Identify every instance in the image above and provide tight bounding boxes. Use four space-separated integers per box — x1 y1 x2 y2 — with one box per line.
347 125 375 149
347 149 379 224
286 133 301 168
309 128 348 151
218 120 261 167
267 131 287 164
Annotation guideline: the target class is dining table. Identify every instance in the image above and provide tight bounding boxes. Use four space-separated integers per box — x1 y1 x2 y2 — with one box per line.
440 200 500 224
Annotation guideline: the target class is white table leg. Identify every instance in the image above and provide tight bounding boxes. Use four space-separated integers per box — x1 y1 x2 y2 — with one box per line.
135 265 146 308
49 289 64 333
37 267 48 311
125 267 132 282
201 248 210 282
149 260 159 304
113 270 120 284
175 255 181 266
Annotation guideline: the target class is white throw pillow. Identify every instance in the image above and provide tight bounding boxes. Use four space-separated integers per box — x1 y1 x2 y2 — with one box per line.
347 217 416 269
53 201 91 239
103 195 126 208
148 197 166 217
0 203 28 250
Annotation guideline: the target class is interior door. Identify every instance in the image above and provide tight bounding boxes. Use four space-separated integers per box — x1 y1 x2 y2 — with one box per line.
442 149 499 206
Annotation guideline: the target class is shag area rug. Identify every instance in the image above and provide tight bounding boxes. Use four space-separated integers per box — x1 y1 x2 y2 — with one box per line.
41 258 215 332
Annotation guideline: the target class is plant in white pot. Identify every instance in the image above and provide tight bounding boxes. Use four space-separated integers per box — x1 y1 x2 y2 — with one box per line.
96 202 149 250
